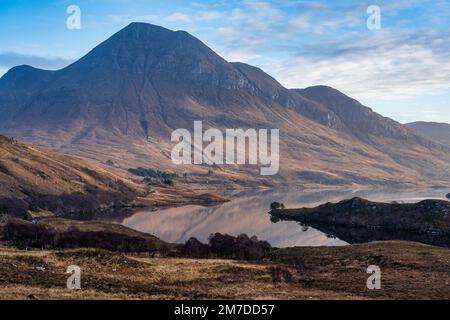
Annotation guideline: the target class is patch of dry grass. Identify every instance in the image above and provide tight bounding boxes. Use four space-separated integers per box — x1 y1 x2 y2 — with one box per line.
0 241 448 300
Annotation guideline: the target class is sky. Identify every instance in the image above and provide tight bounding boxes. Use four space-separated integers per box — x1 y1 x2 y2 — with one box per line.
0 0 449 124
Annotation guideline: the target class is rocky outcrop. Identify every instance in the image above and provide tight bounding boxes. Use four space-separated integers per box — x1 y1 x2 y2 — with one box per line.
270 197 450 247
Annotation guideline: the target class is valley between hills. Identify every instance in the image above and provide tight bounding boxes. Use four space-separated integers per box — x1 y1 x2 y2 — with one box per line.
1 130 448 299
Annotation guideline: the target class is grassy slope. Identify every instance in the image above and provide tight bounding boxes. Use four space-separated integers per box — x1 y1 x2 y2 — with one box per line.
0 241 448 300
0 135 226 219
0 135 145 199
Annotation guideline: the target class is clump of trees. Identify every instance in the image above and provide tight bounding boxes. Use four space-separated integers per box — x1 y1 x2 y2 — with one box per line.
180 237 211 258
180 233 272 261
128 167 177 185
270 202 285 210
0 198 29 218
3 221 55 248
3 220 272 259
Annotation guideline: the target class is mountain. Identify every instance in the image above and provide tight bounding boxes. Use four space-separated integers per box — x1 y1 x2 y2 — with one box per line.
0 22 449 188
406 122 450 147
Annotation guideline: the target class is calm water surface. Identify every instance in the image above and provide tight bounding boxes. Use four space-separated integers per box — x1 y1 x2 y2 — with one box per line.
121 188 448 248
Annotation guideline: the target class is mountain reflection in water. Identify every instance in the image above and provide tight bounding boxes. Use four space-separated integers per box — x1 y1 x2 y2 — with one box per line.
121 188 448 248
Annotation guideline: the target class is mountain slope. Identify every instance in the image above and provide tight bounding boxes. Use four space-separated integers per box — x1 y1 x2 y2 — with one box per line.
0 135 144 199
0 23 449 188
406 122 450 147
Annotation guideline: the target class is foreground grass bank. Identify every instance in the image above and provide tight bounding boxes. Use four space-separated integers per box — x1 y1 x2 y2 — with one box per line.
0 241 448 300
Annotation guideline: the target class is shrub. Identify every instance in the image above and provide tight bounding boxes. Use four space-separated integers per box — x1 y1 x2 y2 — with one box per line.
0 198 29 217
3 221 56 248
180 237 211 258
270 202 285 210
128 167 177 180
208 233 272 261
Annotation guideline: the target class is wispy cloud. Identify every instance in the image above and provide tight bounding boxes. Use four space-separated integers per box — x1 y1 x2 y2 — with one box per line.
165 12 193 23
269 29 450 99
155 0 450 103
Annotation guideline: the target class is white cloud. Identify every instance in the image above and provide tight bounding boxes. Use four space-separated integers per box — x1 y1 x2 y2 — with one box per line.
184 0 450 102
104 1 450 105
225 47 262 63
269 40 450 100
165 12 193 24
289 14 310 31
198 11 223 21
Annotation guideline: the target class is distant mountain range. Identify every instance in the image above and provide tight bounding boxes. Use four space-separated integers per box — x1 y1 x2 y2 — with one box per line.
0 22 449 188
406 122 450 147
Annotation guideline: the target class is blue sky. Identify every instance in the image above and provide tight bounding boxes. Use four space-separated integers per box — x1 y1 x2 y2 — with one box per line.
1 0 450 123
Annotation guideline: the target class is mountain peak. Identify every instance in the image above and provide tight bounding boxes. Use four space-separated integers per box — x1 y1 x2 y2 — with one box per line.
121 22 191 36
62 22 229 78
114 22 181 41
125 21 170 30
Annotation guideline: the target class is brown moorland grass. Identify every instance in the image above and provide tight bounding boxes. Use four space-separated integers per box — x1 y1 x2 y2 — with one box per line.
0 241 448 300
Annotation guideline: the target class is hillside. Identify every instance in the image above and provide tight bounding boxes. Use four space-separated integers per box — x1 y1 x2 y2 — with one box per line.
406 121 450 147
0 135 144 199
0 135 225 219
0 23 449 188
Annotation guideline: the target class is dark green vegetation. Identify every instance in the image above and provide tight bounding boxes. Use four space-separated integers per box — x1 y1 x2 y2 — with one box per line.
128 167 177 180
270 202 285 210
